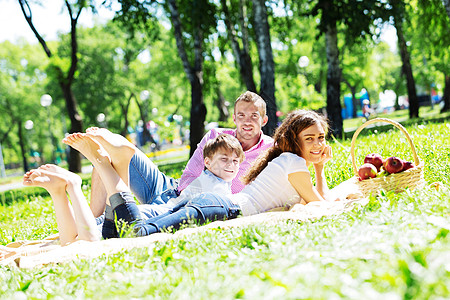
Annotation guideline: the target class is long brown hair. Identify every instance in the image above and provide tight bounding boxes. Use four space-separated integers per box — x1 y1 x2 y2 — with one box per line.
242 109 328 184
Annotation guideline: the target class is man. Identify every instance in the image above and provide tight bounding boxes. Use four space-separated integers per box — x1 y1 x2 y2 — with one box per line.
87 91 273 218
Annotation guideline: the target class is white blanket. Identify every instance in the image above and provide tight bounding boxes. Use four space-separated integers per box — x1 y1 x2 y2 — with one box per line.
1 179 365 268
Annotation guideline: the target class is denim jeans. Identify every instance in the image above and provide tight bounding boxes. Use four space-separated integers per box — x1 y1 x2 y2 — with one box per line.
113 192 241 237
128 150 179 205
102 192 142 239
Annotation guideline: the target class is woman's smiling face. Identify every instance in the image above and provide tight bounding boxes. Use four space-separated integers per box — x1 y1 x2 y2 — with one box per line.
298 123 326 165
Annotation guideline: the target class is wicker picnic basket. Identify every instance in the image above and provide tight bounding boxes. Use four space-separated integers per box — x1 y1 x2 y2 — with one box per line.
350 118 425 196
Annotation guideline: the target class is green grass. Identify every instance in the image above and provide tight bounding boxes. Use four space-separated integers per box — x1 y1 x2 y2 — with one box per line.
343 105 450 132
1 121 449 299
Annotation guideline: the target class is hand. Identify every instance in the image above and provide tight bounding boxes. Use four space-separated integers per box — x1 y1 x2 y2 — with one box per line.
314 145 332 167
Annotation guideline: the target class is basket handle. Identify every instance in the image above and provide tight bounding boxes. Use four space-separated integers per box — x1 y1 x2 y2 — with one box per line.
350 118 420 176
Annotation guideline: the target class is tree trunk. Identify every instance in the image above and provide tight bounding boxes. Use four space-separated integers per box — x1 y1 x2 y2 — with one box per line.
190 74 207 157
441 74 450 112
19 0 84 172
253 0 277 136
135 94 156 147
220 0 257 92
120 93 134 137
395 18 419 118
17 120 29 172
314 68 324 94
168 0 206 157
325 19 343 138
215 86 229 122
60 82 83 172
442 0 450 20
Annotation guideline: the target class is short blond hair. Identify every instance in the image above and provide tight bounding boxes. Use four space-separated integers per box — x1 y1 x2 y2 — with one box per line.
234 91 267 117
203 134 245 163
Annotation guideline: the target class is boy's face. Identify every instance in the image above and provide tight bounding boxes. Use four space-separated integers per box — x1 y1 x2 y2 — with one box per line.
204 149 241 182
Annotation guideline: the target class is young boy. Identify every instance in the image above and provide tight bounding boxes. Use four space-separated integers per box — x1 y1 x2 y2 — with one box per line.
22 133 244 243
101 133 245 238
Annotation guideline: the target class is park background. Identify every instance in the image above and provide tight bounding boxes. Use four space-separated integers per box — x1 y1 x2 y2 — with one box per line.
0 0 449 175
0 0 450 298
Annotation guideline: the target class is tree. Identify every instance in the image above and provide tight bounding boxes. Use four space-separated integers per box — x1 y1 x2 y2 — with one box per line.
113 0 219 156
324 12 342 137
0 42 50 172
443 0 450 19
218 0 278 135
390 0 419 118
412 0 450 112
253 0 278 135
18 0 86 172
310 0 391 138
366 41 405 110
219 0 257 92
340 41 374 118
73 23 154 138
267 4 327 113
168 0 214 156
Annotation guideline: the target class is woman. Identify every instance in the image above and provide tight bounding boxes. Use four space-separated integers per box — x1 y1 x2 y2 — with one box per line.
111 109 340 236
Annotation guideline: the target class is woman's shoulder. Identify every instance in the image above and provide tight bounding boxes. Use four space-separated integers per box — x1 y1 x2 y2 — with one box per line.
274 152 307 168
278 152 305 161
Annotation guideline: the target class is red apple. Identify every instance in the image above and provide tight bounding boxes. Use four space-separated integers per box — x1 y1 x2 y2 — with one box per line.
402 160 414 171
384 156 404 174
358 163 378 180
364 153 384 172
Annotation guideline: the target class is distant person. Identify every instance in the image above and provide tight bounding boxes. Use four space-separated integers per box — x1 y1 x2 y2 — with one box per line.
362 99 372 121
85 91 274 220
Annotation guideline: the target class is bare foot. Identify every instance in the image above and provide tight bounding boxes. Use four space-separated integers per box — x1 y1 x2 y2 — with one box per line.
63 133 111 166
0 246 17 260
23 169 67 196
39 164 82 192
85 127 135 161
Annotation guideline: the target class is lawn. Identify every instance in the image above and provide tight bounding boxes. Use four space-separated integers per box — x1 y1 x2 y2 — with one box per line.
0 120 449 299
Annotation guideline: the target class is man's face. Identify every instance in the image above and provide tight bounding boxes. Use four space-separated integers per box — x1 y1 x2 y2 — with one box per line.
205 149 240 182
233 101 268 145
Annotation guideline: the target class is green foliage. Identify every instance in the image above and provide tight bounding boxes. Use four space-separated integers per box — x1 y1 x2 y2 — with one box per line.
404 0 450 93
4 0 447 168
157 160 186 179
312 0 391 45
0 187 49 207
0 194 58 244
0 40 61 167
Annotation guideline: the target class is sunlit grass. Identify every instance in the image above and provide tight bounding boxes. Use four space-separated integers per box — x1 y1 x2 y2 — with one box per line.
0 121 449 299
342 105 450 131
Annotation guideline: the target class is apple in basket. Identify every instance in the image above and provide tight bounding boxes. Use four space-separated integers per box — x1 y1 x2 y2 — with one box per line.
364 153 384 172
383 156 404 174
402 160 414 171
358 163 378 180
